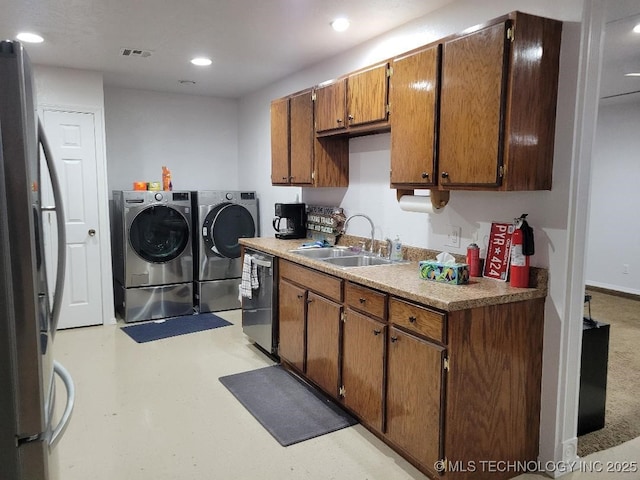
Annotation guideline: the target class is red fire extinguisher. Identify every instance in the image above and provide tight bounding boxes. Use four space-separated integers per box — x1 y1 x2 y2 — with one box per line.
510 214 534 288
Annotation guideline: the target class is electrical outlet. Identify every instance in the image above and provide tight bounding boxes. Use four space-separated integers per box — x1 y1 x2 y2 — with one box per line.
445 225 461 248
623 264 630 274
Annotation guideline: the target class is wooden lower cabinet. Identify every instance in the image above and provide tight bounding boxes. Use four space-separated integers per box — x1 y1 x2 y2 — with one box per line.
275 258 545 479
387 326 445 478
278 279 306 371
341 308 386 431
305 292 342 397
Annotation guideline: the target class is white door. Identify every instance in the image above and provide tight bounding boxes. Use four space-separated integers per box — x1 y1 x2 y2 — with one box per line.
41 109 103 329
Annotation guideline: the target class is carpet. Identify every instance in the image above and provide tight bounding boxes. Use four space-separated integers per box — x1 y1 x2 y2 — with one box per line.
121 313 232 343
219 365 357 446
578 289 640 457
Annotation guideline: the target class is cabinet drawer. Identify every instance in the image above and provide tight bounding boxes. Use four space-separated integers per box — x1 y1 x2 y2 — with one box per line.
280 260 343 302
345 282 387 320
389 297 446 343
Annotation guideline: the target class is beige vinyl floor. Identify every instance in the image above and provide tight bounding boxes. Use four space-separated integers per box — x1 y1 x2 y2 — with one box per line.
54 309 640 480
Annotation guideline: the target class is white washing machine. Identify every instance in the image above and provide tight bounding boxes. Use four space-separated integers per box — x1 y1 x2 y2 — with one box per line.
112 190 194 322
193 191 259 312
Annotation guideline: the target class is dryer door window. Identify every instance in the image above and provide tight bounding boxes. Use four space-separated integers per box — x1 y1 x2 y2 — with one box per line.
202 203 256 258
130 205 190 263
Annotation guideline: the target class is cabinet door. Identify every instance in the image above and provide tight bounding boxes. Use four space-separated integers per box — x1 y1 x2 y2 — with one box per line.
315 80 346 133
289 90 314 185
390 46 439 186
439 21 509 187
347 62 388 127
270 97 290 185
386 326 445 474
278 279 306 371
341 309 385 431
306 292 342 396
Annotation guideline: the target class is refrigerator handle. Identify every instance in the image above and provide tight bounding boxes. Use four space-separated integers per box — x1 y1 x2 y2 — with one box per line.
50 361 75 449
38 119 66 333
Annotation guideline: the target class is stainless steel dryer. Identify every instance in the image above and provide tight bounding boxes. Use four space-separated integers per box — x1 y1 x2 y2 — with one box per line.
193 191 258 312
112 190 194 322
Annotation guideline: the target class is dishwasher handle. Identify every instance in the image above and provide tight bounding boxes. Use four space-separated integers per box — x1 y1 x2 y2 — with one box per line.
252 257 272 268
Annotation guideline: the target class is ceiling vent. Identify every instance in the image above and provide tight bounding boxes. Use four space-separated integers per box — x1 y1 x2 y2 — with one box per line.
120 47 153 58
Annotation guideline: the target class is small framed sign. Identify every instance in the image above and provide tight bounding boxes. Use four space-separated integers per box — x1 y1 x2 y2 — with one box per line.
483 222 515 281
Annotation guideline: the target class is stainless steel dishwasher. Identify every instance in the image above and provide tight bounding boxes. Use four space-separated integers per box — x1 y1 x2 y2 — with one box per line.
241 248 278 356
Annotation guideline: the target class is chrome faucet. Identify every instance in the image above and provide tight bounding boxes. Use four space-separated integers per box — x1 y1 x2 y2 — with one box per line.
343 213 375 254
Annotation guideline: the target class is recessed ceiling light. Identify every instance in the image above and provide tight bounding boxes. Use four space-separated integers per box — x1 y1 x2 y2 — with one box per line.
331 18 350 32
633 23 640 34
191 57 212 66
16 32 44 43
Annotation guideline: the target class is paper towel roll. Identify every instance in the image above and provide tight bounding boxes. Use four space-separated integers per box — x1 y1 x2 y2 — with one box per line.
398 195 444 214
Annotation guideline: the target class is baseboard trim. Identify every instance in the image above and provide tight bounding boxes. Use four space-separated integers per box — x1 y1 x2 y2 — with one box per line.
585 284 640 301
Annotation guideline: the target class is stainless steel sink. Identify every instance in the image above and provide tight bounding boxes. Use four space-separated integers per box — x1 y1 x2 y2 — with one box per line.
321 255 395 268
288 247 356 259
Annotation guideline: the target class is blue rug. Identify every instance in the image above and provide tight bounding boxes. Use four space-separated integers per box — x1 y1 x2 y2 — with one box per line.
219 365 358 446
121 313 232 343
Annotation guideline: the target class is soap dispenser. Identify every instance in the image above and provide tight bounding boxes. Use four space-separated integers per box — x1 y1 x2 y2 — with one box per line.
390 236 403 261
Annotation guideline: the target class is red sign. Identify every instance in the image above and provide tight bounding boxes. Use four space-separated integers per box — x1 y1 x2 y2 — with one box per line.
483 222 514 281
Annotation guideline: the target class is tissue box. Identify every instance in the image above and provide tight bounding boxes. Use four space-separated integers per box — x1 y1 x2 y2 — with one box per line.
419 260 470 285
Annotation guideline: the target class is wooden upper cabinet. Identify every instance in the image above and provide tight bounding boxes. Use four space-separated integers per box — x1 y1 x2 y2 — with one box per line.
315 80 347 133
439 13 562 190
289 90 314 184
315 62 390 135
390 45 439 187
270 89 349 187
347 62 389 127
270 97 290 185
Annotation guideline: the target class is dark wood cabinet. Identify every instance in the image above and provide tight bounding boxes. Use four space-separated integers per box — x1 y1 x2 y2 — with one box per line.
306 292 342 397
438 13 562 190
270 89 349 187
386 326 445 478
270 252 546 479
341 281 388 432
272 11 561 192
314 80 347 133
270 96 290 185
346 62 389 128
390 45 440 187
315 62 389 136
277 279 306 371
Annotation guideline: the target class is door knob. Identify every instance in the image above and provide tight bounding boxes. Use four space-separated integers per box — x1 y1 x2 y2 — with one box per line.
88 229 96 237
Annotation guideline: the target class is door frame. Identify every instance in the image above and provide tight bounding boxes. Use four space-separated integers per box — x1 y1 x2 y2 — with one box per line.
38 103 115 326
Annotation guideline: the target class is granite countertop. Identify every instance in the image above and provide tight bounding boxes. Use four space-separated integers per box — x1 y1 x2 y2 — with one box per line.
240 237 548 312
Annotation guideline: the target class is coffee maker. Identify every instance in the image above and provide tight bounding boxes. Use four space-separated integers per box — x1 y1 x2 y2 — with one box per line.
273 203 307 239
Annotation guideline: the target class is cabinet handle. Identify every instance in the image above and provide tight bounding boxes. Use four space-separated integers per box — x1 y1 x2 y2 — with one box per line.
359 298 366 304
409 316 417 323
289 176 294 180
336 118 343 124
306 298 313 304
373 329 381 336
390 336 398 343
441 172 449 179
421 172 429 179
281 176 288 180
297 294 304 299
348 114 354 121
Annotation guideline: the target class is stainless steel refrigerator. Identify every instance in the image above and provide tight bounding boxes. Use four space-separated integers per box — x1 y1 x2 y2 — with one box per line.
0 40 75 480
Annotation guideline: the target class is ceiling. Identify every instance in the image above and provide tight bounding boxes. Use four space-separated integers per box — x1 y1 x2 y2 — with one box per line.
1 0 638 100
1 0 453 98
601 0 640 100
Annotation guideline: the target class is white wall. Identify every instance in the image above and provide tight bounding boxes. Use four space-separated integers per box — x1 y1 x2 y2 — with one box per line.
33 65 105 108
586 97 640 295
104 87 239 194
238 0 584 467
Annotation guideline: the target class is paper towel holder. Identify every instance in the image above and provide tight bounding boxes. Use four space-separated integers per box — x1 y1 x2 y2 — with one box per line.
396 189 450 211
